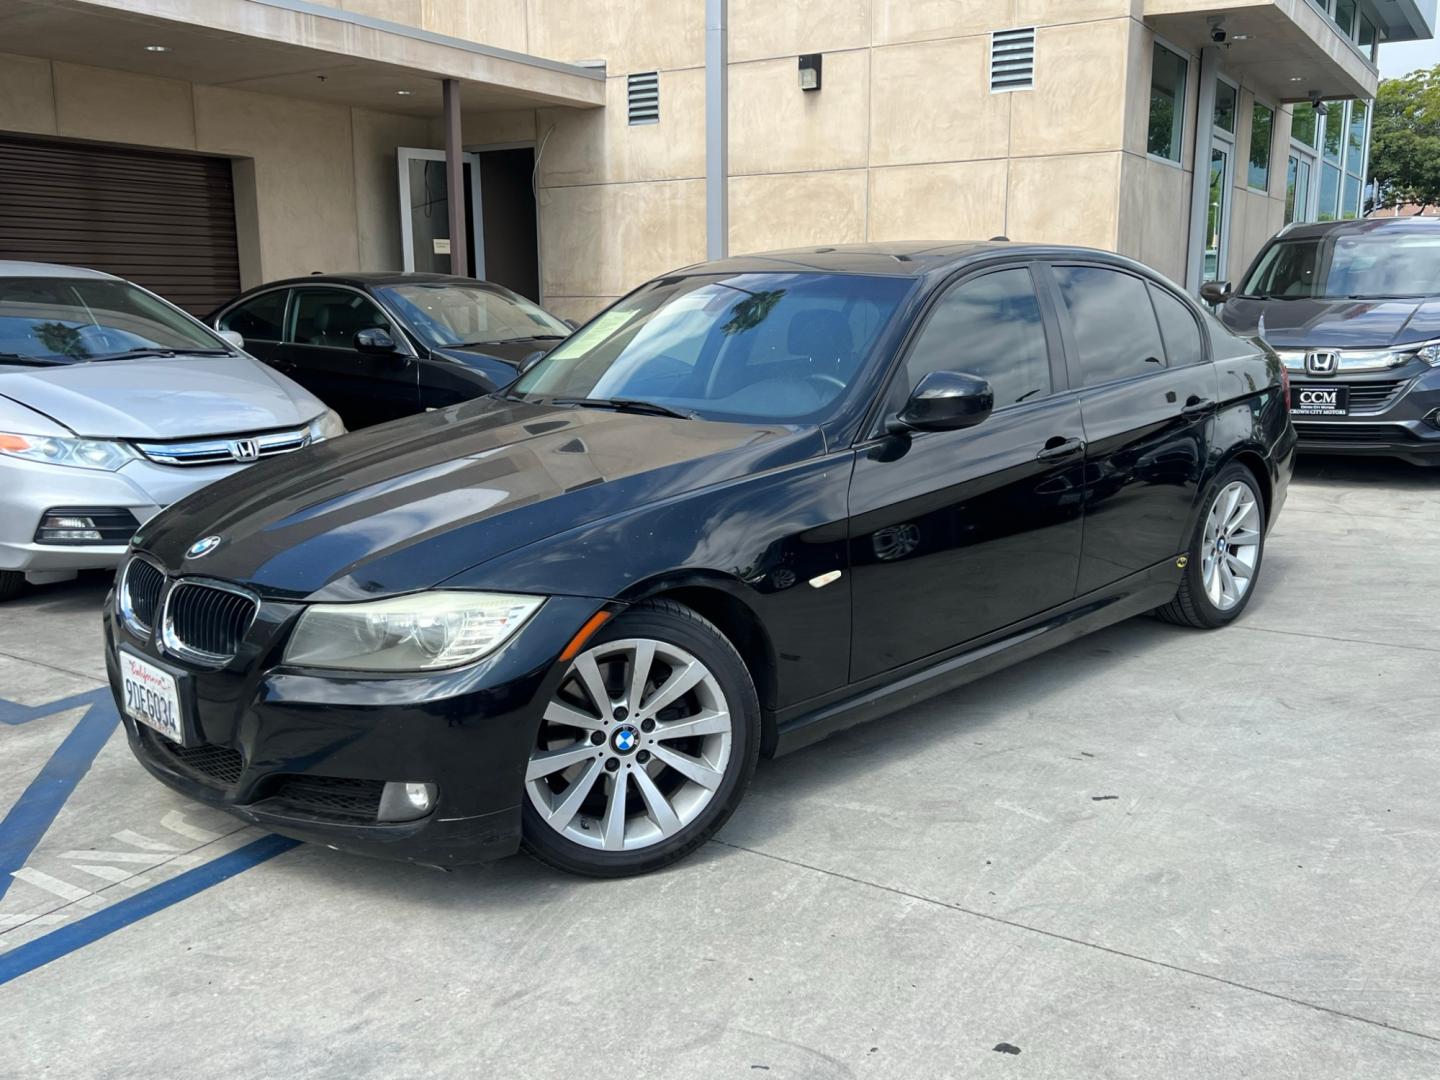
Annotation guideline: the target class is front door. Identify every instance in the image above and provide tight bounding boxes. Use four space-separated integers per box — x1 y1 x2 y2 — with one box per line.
1044 263 1215 594
398 148 483 276
277 286 418 428
848 265 1087 681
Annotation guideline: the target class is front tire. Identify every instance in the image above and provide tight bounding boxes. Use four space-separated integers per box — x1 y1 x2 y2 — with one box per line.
520 600 760 877
0 571 24 603
1157 463 1266 629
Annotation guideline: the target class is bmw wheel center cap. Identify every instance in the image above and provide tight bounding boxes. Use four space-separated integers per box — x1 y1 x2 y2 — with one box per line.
611 725 640 754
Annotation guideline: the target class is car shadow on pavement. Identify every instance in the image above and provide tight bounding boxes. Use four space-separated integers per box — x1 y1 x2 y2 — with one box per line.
1291 453 1438 490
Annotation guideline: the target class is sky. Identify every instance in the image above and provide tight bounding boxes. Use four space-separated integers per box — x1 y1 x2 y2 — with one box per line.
1379 36 1440 77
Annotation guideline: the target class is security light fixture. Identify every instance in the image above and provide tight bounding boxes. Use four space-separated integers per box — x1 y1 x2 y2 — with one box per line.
395 89 414 96
143 44 169 52
798 53 822 92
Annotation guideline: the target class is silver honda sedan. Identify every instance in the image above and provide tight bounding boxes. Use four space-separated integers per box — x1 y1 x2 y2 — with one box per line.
0 262 344 601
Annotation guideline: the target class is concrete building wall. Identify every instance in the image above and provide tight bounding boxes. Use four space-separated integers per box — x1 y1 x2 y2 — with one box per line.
0 51 434 289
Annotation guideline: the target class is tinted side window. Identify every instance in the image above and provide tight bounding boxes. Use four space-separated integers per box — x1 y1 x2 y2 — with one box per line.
901 267 1052 410
289 288 391 349
1149 285 1205 367
1053 266 1166 386
219 290 286 342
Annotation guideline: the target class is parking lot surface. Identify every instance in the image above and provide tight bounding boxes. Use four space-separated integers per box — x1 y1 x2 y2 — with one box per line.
1 456 1438 1079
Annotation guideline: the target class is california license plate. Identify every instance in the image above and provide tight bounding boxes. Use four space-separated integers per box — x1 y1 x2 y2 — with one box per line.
1291 384 1349 416
119 649 186 745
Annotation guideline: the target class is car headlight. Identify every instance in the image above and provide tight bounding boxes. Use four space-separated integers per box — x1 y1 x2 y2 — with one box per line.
1412 342 1440 367
0 432 136 471
308 409 346 442
283 590 544 672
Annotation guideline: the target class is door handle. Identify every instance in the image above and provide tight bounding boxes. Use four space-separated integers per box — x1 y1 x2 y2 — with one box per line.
1036 437 1085 462
1181 397 1216 418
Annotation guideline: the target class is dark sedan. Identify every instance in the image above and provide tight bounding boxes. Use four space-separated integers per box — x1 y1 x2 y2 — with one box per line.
1205 216 1440 466
107 243 1294 878
211 273 570 429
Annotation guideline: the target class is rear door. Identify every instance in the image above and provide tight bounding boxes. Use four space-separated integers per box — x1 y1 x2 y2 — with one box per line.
847 263 1088 681
278 286 418 428
1043 263 1217 594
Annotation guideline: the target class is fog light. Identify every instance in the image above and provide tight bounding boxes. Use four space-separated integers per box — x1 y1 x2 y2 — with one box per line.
378 781 437 822
36 513 101 542
1426 409 1440 431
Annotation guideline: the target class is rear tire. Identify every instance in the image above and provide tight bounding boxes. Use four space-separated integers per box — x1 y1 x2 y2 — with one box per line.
1156 462 1266 629
520 600 760 878
0 571 24 603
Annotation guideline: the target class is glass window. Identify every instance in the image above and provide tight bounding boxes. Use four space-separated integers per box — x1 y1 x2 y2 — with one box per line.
1053 266 1167 386
289 288 392 349
1148 44 1188 162
1242 232 1440 300
1348 99 1368 162
1323 102 1346 163
1205 147 1230 283
1342 174 1362 219
1149 285 1205 367
1291 103 1319 150
1214 81 1237 134
901 268 1051 410
0 277 228 364
1248 103 1274 191
379 283 568 350
512 272 912 424
1319 163 1342 220
219 290 286 342
1358 15 1377 51
1285 156 1312 224
1335 0 1358 38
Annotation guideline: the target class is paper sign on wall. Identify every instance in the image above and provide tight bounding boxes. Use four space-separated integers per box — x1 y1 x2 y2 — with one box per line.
433 238 451 255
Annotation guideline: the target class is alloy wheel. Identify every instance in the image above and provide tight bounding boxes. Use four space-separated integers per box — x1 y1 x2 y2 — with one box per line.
1200 479 1262 611
525 637 733 852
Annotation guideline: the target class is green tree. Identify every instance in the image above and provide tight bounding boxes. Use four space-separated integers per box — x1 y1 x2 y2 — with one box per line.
1369 65 1440 213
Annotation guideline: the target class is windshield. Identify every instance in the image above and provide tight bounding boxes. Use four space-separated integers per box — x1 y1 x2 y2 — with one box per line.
509 272 911 424
1241 231 1440 300
0 277 227 365
379 283 570 349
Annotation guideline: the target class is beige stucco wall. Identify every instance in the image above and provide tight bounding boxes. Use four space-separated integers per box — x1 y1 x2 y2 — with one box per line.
0 51 435 288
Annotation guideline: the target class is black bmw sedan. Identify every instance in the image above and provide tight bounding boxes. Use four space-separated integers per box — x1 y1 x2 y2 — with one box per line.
107 243 1295 877
1206 216 1440 466
211 273 570 429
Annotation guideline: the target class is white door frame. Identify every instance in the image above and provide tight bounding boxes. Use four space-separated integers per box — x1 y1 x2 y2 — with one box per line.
397 147 485 276
1204 76 1238 284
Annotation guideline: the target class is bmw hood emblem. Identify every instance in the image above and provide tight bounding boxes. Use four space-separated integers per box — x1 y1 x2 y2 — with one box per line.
187 534 223 559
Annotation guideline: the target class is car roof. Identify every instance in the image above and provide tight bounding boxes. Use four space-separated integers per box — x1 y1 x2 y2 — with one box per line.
672 241 1154 279
0 261 118 279
251 271 505 290
1276 216 1440 241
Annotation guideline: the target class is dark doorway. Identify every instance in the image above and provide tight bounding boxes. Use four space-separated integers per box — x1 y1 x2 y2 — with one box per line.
478 147 539 301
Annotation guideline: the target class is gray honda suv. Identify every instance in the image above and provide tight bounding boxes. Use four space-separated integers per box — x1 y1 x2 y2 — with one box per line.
1205 216 1440 466
0 262 344 601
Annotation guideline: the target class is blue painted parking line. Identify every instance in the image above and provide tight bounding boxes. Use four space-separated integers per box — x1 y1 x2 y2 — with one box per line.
0 692 118 905
0 833 300 986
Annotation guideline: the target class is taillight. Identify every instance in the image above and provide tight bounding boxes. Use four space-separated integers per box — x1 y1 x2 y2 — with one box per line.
1278 361 1291 404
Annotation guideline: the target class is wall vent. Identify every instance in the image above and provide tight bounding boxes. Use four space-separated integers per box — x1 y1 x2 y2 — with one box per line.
990 28 1036 92
627 71 660 125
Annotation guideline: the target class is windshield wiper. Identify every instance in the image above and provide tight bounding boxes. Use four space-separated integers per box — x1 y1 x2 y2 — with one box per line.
0 351 68 366
456 335 567 347
554 397 696 420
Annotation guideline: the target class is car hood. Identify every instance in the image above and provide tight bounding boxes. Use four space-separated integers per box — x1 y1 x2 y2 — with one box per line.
1222 295 1440 349
0 355 324 438
433 339 555 369
132 397 823 601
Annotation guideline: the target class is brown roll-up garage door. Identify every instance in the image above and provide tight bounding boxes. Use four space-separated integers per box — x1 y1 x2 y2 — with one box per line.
0 135 240 315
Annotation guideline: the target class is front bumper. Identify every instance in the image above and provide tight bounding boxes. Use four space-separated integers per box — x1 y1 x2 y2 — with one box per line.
105 592 609 867
0 454 247 575
1290 365 1440 466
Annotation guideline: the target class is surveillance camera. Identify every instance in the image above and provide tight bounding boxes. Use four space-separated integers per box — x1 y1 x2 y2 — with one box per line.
1210 26 1228 43
1308 90 1329 116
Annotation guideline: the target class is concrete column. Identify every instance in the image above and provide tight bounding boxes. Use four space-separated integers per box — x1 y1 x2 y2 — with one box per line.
1185 46 1220 294
443 78 468 277
705 0 728 261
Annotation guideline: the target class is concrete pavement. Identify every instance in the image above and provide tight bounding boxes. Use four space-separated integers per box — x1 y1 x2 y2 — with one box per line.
1 456 1438 1079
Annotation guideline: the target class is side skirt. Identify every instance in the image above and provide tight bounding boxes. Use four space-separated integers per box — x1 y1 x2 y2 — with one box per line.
771 560 1181 757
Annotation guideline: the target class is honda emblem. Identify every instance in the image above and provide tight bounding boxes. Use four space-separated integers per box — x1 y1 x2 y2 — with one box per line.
1304 350 1338 375
229 438 260 463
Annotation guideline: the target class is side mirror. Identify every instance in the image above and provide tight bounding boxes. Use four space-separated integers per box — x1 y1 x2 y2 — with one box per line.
888 371 994 434
518 350 546 375
1199 280 1232 306
563 318 580 331
354 327 397 354
218 329 245 350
